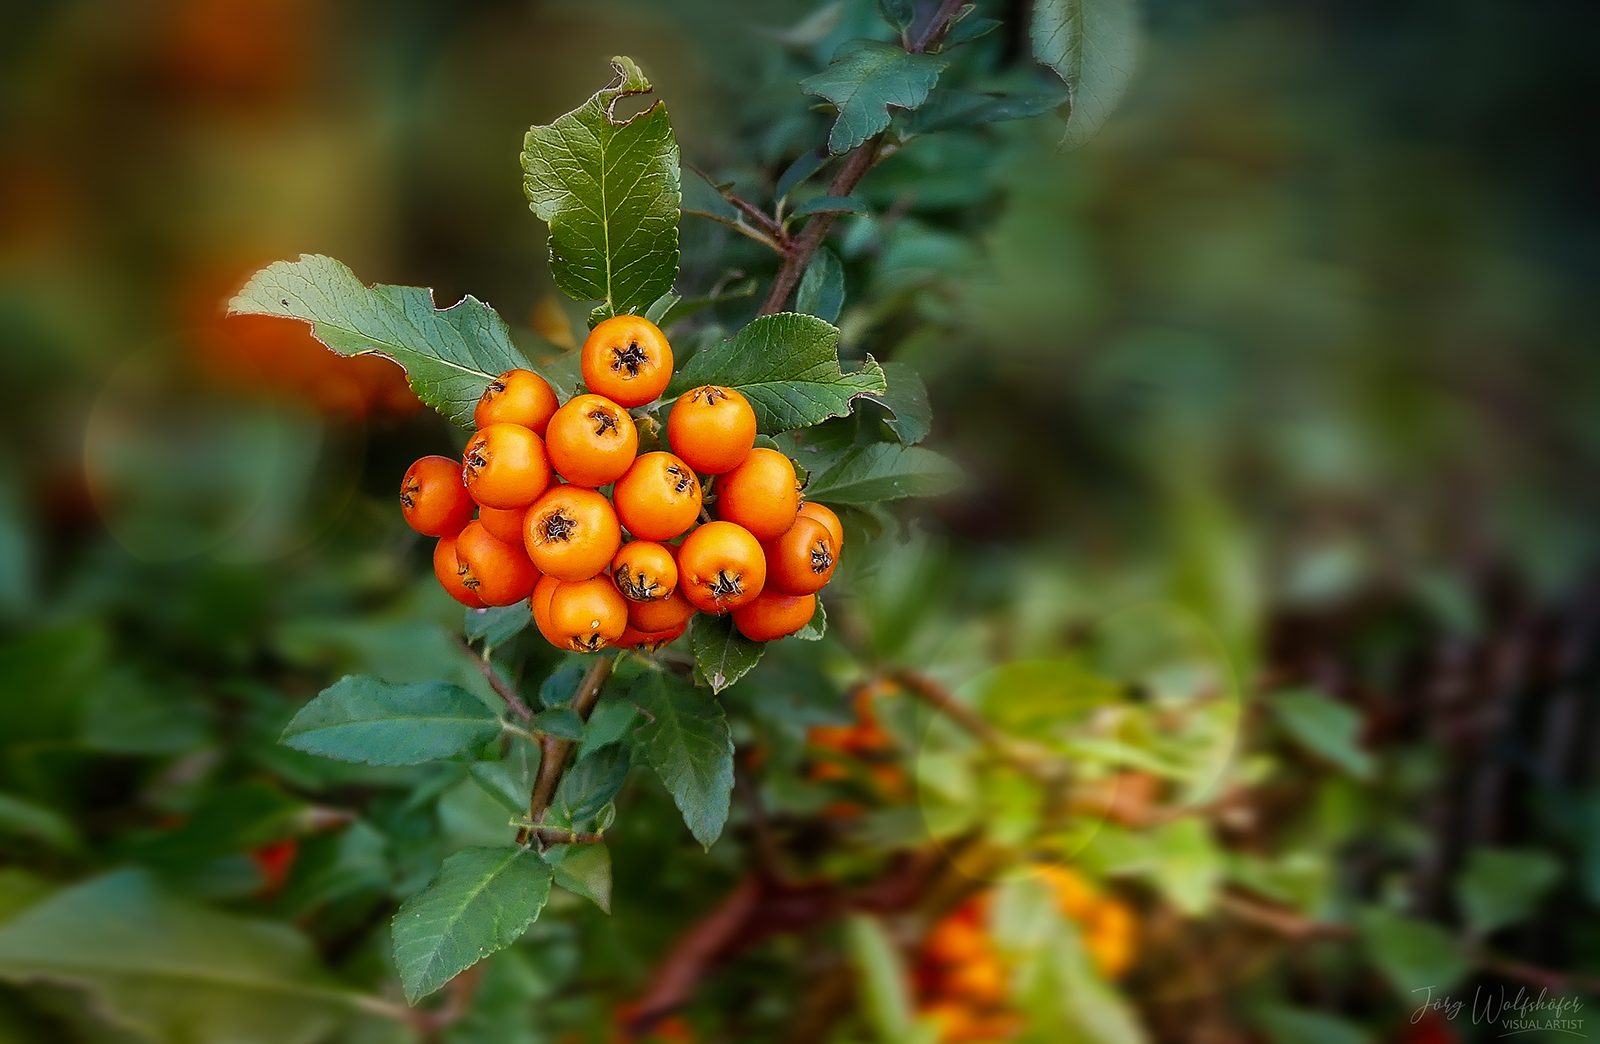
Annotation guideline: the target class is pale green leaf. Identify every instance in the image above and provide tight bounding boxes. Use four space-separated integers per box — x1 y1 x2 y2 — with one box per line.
521 56 681 318
845 914 915 1042
227 254 530 428
690 614 765 694
392 847 553 1003
1454 847 1561 936
544 843 612 913
1269 689 1373 779
804 443 962 505
801 40 950 154
281 675 502 766
0 870 381 1043
1032 0 1141 150
796 247 845 324
631 672 734 849
0 794 80 852
667 313 886 434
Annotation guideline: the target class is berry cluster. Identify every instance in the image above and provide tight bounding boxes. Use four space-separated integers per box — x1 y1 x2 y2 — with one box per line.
398 315 841 652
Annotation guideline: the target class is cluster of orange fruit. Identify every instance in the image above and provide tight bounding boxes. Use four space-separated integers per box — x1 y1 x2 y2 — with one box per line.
806 681 910 815
399 314 842 651
916 867 1136 1043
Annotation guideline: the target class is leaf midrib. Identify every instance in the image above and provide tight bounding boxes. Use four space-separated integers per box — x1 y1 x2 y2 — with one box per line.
402 851 527 979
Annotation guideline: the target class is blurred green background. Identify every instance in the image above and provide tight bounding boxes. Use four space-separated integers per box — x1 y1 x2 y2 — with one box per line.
2 0 1598 1042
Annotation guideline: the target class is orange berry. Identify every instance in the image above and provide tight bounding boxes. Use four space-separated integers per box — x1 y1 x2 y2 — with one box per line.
613 451 702 541
731 590 815 642
545 393 638 488
523 486 622 582
614 621 688 652
714 448 800 541
462 423 551 509
762 515 838 595
677 521 766 613
945 954 1006 1005
455 520 540 606
400 455 475 537
627 586 696 634
580 315 673 408
531 573 561 645
433 533 484 608
611 541 678 602
476 503 528 545
546 576 628 652
667 386 756 475
798 501 844 552
475 369 558 435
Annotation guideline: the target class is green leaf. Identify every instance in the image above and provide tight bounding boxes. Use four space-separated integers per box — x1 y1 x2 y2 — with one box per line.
876 0 915 34
656 277 758 328
520 56 681 318
281 675 502 766
1454 847 1562 935
1254 1006 1371 1044
227 254 530 428
1151 818 1221 916
1356 907 1471 998
909 88 1069 135
667 313 886 434
796 247 846 324
844 914 915 1042
539 661 588 708
543 843 612 913
643 291 681 324
1268 689 1373 779
1032 0 1142 151
531 708 585 741
800 40 950 154
866 361 932 444
946 15 1003 46
691 614 765 694
392 847 553 1003
776 150 829 201
804 443 962 505
464 604 532 649
795 598 828 641
0 870 381 1042
552 744 630 826
631 672 734 849
0 794 79 852
579 697 641 760
789 195 870 220
469 757 535 814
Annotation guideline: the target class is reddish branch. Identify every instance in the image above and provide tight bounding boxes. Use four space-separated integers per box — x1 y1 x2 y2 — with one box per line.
456 636 533 720
889 669 1056 782
516 655 614 846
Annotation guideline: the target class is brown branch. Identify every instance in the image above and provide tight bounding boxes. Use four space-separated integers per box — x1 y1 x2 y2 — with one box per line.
760 143 879 315
909 0 967 53
517 655 615 846
455 636 533 721
888 670 1055 782
515 824 607 845
1217 891 1352 940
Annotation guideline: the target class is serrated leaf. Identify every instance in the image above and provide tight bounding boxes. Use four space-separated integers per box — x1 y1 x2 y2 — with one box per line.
667 313 886 434
532 708 585 741
865 361 931 443
776 150 829 201
909 88 1068 135
1454 847 1562 935
796 247 846 324
804 443 962 505
552 745 630 826
228 255 530 428
1356 908 1470 998
392 847 552 1003
631 672 734 849
281 676 502 766
691 614 765 694
543 843 612 913
789 195 870 220
795 598 828 641
800 40 950 154
1032 0 1141 151
464 603 532 648
521 56 681 318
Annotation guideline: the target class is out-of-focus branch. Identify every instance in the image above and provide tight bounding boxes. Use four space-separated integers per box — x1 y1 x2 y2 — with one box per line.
888 670 1056 782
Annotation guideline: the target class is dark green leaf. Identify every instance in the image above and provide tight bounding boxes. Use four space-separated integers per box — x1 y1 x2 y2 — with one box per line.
691 614 765 694
789 195 870 220
539 661 588 709
281 675 502 766
579 698 641 760
865 361 932 443
776 150 829 201
876 0 914 34
464 604 532 648
804 443 962 505
521 56 681 318
909 88 1068 135
1255 1007 1370 1044
1268 689 1373 779
795 598 828 642
553 745 631 826
0 870 377 1041
667 313 886 434
532 708 585 741
1032 0 1141 150
631 672 734 849
138 781 302 869
946 15 1003 46
543 843 612 913
228 255 530 428
392 847 553 1003
1356 908 1470 998
1454 847 1561 935
469 753 536 814
796 248 846 324
800 41 950 154
657 277 758 328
